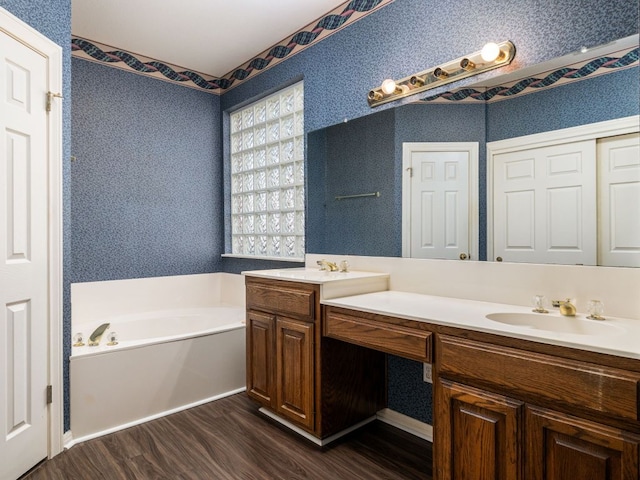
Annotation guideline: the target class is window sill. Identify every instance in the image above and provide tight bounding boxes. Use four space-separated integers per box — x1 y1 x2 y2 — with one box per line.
221 254 304 263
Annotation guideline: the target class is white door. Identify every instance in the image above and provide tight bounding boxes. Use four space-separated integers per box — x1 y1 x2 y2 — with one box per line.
492 140 597 265
0 27 49 480
403 143 477 260
597 133 640 267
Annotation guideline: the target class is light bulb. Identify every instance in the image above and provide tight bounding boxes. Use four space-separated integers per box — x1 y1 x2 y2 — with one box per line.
381 79 397 95
481 42 502 62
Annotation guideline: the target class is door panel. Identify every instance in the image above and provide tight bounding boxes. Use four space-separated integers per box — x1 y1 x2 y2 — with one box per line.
0 27 49 480
597 133 640 267
275 317 314 430
435 379 523 480
493 140 597 265
404 143 475 260
526 406 639 480
246 311 275 407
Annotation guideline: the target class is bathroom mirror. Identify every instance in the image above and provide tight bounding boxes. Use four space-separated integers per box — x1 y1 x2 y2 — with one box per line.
306 35 639 266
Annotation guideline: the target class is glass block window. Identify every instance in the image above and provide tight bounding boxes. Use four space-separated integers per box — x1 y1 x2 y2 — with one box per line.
230 82 305 259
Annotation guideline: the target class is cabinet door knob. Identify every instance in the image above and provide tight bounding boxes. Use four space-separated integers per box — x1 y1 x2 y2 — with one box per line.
496 256 503 262
459 253 468 260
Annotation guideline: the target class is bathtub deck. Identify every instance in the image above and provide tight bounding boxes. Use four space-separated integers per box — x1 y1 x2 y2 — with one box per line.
24 393 433 479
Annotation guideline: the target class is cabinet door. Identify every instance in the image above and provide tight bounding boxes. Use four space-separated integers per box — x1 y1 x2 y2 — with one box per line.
276 317 314 430
526 406 640 480
246 310 275 407
435 379 523 480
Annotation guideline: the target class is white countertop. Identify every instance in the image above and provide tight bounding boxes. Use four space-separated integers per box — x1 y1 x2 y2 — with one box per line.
242 268 389 284
322 290 640 360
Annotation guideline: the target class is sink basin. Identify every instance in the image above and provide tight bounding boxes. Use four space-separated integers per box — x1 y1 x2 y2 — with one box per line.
485 312 624 336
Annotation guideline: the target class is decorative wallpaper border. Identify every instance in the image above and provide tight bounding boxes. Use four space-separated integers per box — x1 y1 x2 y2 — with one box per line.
71 37 223 92
421 45 639 104
71 0 393 94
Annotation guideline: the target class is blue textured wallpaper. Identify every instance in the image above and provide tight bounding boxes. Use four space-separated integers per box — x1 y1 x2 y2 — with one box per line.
71 59 222 282
2 0 73 431
221 0 638 425
388 356 433 424
487 66 640 141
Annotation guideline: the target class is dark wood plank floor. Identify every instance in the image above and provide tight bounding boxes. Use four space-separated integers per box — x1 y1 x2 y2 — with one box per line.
23 394 433 479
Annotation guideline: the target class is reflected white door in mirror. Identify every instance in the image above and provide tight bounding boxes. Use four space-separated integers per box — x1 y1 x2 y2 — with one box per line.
597 133 640 267
492 140 597 265
402 143 479 261
488 116 640 267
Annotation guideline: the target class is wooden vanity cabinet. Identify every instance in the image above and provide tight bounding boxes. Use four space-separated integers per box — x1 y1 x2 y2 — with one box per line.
246 277 317 431
246 307 315 429
245 277 385 439
435 335 640 480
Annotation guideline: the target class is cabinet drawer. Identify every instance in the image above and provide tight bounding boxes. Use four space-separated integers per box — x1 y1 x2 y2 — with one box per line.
246 279 316 322
324 309 432 362
437 335 640 422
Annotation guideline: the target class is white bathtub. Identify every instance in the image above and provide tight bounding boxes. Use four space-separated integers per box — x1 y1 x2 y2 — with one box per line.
69 274 246 444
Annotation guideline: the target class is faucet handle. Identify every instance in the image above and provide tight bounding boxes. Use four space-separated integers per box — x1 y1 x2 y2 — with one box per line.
73 332 85 347
532 295 548 313
587 300 605 320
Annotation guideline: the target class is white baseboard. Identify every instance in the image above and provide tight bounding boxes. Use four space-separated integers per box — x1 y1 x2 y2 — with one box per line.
376 408 433 442
64 396 431 451
65 387 246 449
258 408 376 446
62 430 74 449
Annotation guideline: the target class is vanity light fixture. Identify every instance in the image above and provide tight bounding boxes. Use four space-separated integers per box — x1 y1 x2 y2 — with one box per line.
367 40 516 107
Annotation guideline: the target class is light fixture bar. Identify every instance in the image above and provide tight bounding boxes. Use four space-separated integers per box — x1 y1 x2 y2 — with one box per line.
367 40 516 107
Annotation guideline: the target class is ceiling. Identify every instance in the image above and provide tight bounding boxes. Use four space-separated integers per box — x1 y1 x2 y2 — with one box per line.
72 0 347 78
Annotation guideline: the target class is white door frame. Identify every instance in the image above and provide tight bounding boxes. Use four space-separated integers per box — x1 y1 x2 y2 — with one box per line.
0 7 64 458
402 142 479 261
486 115 640 263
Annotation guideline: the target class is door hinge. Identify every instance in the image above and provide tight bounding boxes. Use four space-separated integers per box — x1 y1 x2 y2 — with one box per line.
46 385 53 404
46 91 63 112
406 167 413 177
